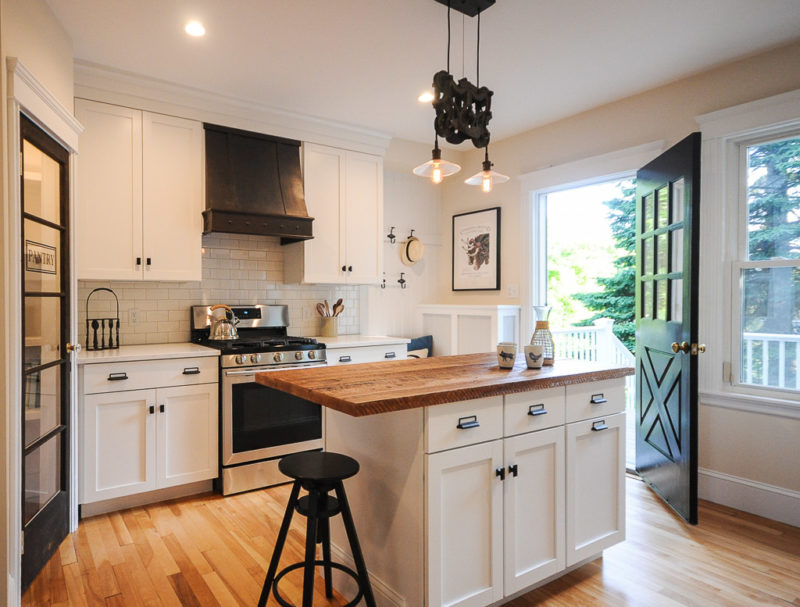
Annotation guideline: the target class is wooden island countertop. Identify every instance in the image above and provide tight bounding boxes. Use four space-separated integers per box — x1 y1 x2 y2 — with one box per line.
256 353 634 416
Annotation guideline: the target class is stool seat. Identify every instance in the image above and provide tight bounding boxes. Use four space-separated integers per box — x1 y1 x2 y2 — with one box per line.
279 451 359 482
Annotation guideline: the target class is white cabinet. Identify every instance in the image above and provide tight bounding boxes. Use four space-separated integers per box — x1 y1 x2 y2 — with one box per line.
75 98 203 281
285 143 383 284
427 440 504 607
416 305 521 356
566 412 626 566
80 357 218 504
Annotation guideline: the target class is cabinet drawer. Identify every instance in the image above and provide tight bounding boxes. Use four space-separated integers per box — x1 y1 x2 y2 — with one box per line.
326 345 406 365
425 396 503 454
82 357 218 394
504 387 565 436
565 378 625 423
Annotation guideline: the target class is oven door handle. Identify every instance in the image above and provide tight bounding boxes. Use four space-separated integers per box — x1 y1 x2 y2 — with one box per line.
224 369 259 377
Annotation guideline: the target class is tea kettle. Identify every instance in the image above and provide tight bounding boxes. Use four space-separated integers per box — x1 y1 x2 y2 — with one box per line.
208 304 239 340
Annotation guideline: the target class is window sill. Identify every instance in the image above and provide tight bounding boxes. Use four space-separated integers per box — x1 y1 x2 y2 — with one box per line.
699 390 800 420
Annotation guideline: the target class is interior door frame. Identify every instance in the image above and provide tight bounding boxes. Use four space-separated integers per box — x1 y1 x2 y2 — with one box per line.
4 58 82 603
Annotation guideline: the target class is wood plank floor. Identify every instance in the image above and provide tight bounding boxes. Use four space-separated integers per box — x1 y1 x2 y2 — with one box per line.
23 476 800 606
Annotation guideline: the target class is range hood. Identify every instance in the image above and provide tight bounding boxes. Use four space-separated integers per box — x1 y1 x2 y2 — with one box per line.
203 123 313 244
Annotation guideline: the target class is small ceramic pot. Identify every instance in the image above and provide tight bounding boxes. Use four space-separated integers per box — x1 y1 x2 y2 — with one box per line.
496 342 517 369
524 344 544 369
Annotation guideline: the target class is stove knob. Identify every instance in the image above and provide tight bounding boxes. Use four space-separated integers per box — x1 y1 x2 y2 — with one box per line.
251 353 262 364
308 351 316 359
235 355 246 365
273 352 284 363
295 351 303 360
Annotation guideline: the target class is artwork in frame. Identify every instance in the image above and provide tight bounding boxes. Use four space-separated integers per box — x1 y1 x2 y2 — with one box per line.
452 206 500 291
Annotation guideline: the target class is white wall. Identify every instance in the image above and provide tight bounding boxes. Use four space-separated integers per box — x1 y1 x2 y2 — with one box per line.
435 40 800 522
1 0 74 601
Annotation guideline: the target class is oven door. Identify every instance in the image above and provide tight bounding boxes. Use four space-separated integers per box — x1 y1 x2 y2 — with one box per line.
222 364 325 466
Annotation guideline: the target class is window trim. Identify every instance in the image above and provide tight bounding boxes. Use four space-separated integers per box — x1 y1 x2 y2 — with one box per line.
697 88 800 417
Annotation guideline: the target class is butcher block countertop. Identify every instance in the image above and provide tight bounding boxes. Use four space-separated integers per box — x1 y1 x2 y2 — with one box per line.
256 353 634 417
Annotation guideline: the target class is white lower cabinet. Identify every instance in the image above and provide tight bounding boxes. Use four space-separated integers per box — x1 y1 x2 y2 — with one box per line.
565 411 626 566
80 357 218 504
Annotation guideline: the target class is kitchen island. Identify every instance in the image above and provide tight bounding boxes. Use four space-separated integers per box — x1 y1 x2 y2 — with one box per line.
257 354 634 607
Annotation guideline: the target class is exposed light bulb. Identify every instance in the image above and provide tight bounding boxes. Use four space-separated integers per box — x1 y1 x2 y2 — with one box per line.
432 164 443 184
418 91 435 103
482 173 492 192
184 21 206 37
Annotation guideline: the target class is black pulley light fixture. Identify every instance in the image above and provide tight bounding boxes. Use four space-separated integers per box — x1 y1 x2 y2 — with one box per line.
414 0 508 192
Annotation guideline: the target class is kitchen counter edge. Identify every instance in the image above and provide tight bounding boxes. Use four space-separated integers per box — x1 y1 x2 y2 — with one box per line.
77 343 220 364
312 335 410 348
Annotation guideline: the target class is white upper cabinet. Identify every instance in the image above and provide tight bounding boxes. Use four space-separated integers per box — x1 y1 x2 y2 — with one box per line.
285 142 383 284
75 99 203 281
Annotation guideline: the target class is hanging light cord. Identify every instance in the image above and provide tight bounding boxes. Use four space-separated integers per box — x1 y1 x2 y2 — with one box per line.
446 1 451 73
462 14 465 78
477 11 481 86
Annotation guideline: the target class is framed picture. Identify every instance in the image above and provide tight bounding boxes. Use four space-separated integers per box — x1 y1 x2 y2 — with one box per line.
452 206 500 291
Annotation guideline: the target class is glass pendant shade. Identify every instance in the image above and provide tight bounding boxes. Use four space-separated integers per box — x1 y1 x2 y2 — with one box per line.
413 145 460 184
465 156 509 192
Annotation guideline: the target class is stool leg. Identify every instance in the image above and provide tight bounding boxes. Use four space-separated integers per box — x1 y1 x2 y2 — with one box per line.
319 514 333 598
334 481 377 607
258 481 301 607
302 488 319 607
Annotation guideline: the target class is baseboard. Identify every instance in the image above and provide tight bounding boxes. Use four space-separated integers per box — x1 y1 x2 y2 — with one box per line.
329 542 407 607
80 481 213 518
699 468 800 528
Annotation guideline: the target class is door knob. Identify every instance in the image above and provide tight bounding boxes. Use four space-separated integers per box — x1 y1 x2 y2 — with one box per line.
691 343 706 355
65 342 82 353
671 341 690 353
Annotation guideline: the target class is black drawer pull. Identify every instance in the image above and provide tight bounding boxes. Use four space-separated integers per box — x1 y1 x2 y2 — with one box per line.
339 355 352 363
590 393 608 404
457 415 480 430
592 420 608 432
528 404 548 416
136 257 142 266
384 352 396 359
159 404 165 413
108 372 128 381
508 464 518 477
182 367 201 375
148 405 154 415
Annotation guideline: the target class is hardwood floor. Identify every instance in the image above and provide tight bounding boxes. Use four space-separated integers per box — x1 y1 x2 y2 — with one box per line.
23 476 800 606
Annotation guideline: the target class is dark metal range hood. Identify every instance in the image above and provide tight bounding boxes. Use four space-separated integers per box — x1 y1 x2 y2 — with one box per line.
203 123 313 244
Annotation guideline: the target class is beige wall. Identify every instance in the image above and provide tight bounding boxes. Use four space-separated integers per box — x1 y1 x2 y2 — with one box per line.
432 41 800 505
1 0 74 601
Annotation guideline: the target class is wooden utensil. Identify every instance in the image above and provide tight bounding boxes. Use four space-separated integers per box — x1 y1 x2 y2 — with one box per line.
324 300 331 316
316 303 327 317
333 303 344 317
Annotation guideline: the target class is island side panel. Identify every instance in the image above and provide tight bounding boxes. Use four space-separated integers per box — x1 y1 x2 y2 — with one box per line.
325 406 425 606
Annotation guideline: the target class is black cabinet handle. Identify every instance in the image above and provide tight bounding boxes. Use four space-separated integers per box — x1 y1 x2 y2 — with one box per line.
496 467 506 481
108 372 128 381
384 352 396 359
508 464 518 477
148 405 154 415
159 404 165 413
348 265 353 272
339 355 352 363
592 420 608 432
457 415 480 429
146 257 152 267
341 265 347 272
136 257 142 266
528 404 548 416
590 393 608 404
182 367 201 375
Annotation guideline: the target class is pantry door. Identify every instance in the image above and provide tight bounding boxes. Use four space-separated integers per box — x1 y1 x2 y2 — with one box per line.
20 114 73 589
635 132 701 525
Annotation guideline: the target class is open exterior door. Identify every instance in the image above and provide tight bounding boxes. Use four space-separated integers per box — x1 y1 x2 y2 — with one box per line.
635 132 701 524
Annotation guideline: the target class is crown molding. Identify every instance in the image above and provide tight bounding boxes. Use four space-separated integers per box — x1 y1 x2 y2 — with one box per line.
73 60 392 156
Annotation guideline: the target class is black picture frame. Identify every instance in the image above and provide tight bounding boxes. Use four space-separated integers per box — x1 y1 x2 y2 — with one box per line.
452 206 501 291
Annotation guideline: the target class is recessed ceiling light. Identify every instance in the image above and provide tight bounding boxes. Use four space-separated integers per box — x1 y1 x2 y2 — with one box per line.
418 91 435 103
184 21 206 37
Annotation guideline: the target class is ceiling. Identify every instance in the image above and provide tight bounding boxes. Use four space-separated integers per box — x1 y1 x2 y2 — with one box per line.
46 0 800 145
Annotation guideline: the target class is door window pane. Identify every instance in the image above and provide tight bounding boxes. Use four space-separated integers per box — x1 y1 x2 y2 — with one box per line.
656 233 669 275
656 279 668 320
643 237 654 276
24 219 60 292
23 140 61 224
671 178 685 224
740 267 800 389
24 434 61 525
657 186 670 228
671 227 684 276
671 278 683 323
642 281 653 319
643 193 654 233
25 296 61 369
24 364 61 447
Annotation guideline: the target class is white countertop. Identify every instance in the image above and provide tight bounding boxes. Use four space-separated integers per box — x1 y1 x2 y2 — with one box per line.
78 343 219 364
312 335 410 349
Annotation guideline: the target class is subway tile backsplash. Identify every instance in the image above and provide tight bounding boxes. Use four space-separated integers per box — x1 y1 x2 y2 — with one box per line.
78 233 360 346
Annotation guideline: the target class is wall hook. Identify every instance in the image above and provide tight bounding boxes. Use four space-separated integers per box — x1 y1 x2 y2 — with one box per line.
408 229 415 239
381 272 386 289
398 272 407 289
387 227 396 243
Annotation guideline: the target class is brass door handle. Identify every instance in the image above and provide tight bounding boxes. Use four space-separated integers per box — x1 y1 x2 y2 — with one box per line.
65 342 82 353
671 341 690 353
691 343 706 355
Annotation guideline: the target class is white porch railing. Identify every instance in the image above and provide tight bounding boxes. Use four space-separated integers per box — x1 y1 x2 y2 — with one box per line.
551 319 635 413
742 332 800 390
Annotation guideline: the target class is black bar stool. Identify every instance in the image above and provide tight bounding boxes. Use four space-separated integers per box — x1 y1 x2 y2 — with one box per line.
258 451 377 607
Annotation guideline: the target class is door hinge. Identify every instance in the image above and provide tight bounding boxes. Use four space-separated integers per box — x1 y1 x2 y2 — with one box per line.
722 361 732 383
20 530 24 555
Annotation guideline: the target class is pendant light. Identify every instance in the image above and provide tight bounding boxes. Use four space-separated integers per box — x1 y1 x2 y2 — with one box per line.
465 147 509 192
413 137 461 184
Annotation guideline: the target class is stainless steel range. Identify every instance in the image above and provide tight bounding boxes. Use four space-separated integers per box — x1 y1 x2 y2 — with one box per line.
191 304 327 495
